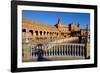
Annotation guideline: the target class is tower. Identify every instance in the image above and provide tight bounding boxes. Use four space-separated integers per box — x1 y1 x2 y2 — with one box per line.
56 18 62 28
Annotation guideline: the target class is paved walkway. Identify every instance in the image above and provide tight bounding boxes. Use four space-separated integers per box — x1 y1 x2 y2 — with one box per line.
48 37 79 44
25 56 85 62
47 37 79 49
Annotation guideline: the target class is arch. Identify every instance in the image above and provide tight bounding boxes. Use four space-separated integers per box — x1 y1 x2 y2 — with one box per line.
35 31 38 36
47 32 49 35
44 31 46 35
40 31 42 35
22 29 26 32
50 32 52 35
53 32 54 35
29 30 33 35
57 32 58 36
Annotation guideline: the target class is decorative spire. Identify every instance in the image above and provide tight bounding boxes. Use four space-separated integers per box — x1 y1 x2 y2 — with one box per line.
57 17 61 24
55 17 62 28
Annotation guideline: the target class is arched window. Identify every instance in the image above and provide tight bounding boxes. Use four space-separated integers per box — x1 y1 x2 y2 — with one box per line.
22 29 26 32
47 32 49 35
57 33 58 36
35 31 38 36
29 30 33 35
50 32 52 35
53 32 54 35
40 31 42 35
44 31 46 35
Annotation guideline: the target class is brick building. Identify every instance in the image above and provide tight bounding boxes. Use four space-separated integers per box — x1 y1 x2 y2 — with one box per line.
22 18 81 44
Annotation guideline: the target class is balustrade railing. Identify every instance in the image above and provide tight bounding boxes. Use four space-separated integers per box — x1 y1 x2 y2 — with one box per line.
30 43 86 58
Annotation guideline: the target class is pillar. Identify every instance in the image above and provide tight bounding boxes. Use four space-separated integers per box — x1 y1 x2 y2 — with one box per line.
22 43 32 62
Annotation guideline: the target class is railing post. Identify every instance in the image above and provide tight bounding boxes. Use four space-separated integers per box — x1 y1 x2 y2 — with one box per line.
65 45 67 56
74 45 76 56
79 46 81 56
63 45 65 56
54 47 57 56
57 45 60 56
77 45 79 56
67 45 69 56
72 45 75 56
82 46 84 57
69 44 71 56
59 45 61 56
76 45 77 56
80 46 82 56
30 47 32 57
71 45 72 56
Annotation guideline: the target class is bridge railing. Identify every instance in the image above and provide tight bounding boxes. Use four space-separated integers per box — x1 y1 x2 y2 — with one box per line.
30 43 86 58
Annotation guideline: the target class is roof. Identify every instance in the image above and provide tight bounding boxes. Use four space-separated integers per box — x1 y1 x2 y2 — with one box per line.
22 17 59 32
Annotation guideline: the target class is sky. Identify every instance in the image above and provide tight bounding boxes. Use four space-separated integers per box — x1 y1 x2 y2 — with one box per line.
22 10 90 29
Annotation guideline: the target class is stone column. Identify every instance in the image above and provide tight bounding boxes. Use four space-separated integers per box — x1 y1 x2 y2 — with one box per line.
22 43 32 62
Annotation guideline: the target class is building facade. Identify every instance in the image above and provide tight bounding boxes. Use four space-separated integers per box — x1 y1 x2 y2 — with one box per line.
22 18 81 44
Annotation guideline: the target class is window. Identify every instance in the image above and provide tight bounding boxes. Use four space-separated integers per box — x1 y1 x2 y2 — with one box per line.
47 32 49 35
40 31 42 35
57 33 58 36
44 31 46 35
35 31 38 36
29 30 33 35
22 29 26 32
50 32 52 35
